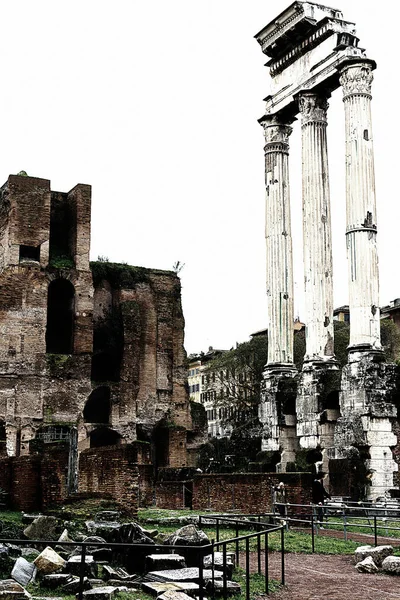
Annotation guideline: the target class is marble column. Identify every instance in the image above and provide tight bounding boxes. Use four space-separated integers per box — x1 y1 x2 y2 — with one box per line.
339 61 381 355
299 92 335 363
261 115 295 370
259 115 298 469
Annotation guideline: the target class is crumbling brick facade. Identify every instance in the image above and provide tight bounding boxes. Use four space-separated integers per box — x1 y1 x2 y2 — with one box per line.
0 173 205 508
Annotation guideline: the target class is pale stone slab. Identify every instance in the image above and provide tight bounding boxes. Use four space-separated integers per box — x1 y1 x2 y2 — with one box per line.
0 579 31 599
11 557 37 586
145 554 186 571
34 547 66 575
157 591 194 600
148 568 222 582
142 581 199 596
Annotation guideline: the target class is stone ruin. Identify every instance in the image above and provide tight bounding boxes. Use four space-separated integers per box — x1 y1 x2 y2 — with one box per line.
256 2 400 499
0 173 206 512
0 513 239 599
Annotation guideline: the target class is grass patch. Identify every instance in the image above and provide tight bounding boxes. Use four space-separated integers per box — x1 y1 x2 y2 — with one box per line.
233 569 281 599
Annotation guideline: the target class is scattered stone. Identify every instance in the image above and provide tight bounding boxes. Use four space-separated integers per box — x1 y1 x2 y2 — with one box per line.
157 591 194 600
42 574 73 589
108 522 155 545
107 580 139 589
94 512 121 522
141 581 199 597
145 554 186 572
63 576 91 593
355 556 379 573
163 525 210 548
148 568 222 583
67 555 98 578
206 579 241 595
58 529 74 544
11 557 37 586
24 516 59 540
382 555 400 575
34 547 66 575
204 552 234 578
21 513 42 525
354 544 393 567
79 586 125 600
0 579 32 599
102 565 136 582
88 580 105 589
85 521 120 538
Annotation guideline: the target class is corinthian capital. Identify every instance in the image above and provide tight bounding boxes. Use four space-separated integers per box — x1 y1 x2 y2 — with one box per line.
261 116 292 145
298 93 329 125
340 63 373 97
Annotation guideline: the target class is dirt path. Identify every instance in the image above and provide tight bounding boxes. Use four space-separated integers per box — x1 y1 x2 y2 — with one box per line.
239 528 400 600
258 553 400 599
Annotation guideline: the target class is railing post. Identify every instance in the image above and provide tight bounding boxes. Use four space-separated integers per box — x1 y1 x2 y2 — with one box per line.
280 526 285 586
223 543 227 600
246 538 250 600
257 527 261 574
374 515 378 547
198 545 204 600
264 532 269 595
217 518 220 542
78 543 86 600
311 512 315 553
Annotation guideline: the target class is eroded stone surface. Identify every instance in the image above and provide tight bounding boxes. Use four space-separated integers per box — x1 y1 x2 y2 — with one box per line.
382 555 400 575
34 547 66 575
355 556 379 574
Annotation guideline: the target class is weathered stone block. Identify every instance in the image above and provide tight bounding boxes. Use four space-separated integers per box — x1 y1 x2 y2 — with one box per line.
34 546 66 574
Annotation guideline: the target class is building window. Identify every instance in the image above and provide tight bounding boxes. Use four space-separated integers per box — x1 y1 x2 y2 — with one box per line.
46 278 75 354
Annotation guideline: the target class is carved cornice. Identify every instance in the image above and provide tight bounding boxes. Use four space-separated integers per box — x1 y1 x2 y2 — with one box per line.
298 94 329 125
339 62 373 98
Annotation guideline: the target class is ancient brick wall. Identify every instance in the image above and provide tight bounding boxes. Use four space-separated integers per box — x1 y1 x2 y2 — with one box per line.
192 473 312 513
41 443 70 508
10 456 42 511
155 481 186 509
78 445 139 516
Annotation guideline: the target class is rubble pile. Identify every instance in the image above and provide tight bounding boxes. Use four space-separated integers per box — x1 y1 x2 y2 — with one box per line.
355 545 400 575
0 513 241 599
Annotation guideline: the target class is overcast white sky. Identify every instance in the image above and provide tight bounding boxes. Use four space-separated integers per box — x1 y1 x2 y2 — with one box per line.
1 1 398 355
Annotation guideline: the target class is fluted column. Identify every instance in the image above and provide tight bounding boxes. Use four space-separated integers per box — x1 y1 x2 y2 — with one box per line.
340 61 381 354
261 115 295 369
299 93 335 363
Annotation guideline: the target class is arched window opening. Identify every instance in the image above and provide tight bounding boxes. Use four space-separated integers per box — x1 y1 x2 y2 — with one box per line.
46 279 75 354
84 387 111 424
89 427 121 448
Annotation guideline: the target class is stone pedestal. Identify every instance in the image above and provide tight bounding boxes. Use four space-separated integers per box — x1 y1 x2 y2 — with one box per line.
334 356 399 499
259 368 298 472
296 364 341 474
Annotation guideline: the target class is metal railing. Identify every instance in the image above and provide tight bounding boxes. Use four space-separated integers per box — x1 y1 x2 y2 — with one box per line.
269 501 400 552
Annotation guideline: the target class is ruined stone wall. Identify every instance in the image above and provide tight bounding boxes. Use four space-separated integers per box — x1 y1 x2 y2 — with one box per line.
78 445 139 516
192 473 312 513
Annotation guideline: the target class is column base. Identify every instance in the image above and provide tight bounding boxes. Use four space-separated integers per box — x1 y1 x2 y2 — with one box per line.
347 345 385 363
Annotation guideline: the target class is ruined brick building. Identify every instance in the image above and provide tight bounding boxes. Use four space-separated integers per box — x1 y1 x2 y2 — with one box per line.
0 173 205 511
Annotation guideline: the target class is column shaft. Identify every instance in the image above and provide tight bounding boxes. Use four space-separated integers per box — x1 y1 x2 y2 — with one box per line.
340 62 381 352
262 117 295 367
299 93 335 362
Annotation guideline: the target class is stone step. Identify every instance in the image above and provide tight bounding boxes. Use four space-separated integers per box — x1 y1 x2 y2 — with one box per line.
145 554 186 572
